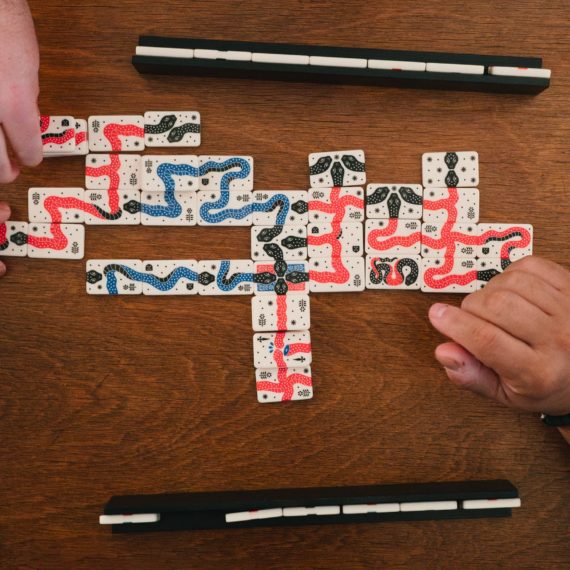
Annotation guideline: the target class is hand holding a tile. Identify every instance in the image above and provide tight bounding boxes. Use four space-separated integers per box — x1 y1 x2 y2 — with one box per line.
428 256 570 416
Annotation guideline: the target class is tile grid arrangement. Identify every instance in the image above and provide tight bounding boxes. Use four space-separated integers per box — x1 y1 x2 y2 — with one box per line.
0 113 533 404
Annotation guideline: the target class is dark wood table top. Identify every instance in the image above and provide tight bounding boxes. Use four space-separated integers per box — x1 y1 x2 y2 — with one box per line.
1 1 569 567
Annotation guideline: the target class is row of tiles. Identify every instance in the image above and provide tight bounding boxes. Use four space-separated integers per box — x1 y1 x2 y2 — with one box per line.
28 186 481 225
43 117 481 192
83 149 478 190
135 44 551 79
76 257 521 297
0 220 533 262
99 497 522 525
42 112 201 155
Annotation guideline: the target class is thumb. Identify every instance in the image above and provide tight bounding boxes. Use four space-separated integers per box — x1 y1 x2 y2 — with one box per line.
434 342 507 405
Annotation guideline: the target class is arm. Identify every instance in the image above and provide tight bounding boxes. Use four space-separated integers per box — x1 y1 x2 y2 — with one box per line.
428 256 570 444
0 0 42 183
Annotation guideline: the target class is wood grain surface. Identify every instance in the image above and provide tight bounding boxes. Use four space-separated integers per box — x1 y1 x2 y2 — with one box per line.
1 1 569 567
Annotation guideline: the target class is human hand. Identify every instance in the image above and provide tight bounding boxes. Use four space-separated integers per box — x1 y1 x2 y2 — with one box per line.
0 201 12 276
0 0 42 182
428 256 570 417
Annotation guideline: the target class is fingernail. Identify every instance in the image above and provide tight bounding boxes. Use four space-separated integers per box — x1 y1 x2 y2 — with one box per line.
444 361 463 372
430 303 448 320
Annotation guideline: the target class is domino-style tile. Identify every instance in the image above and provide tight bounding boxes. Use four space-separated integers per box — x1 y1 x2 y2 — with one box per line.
251 294 310 332
422 187 479 223
198 260 256 295
27 223 85 259
253 331 312 368
365 255 422 290
308 186 365 224
422 151 479 188
199 155 254 191
85 154 141 191
420 222 480 258
144 111 201 147
365 219 422 256
28 188 85 223
197 190 253 226
83 189 141 225
307 222 363 258
366 184 423 219
308 149 366 188
421 257 478 293
88 115 145 152
255 366 313 403
0 221 28 257
251 225 308 261
142 260 200 295
252 190 309 225
86 259 143 295
140 155 199 192
309 256 365 293
141 191 197 225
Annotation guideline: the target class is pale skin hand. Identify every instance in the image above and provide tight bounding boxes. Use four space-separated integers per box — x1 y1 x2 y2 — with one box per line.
428 256 570 442
0 0 42 183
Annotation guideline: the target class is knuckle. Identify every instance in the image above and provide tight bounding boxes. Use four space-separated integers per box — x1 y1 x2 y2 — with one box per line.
483 289 513 315
511 255 539 272
471 323 499 352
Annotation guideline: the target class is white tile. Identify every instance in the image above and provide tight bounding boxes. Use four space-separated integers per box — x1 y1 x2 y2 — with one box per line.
252 190 309 225
141 191 197 225
99 513 159 525
463 498 521 510
283 506 340 516
142 260 200 295
199 155 254 191
135 45 194 59
85 154 141 190
421 257 477 293
309 56 366 68
400 501 457 512
422 151 479 188
253 331 312 368
225 51 252 62
426 63 484 75
365 219 422 256
255 366 313 403
144 111 201 147
140 154 199 192
87 115 144 152
365 255 422 290
0 221 28 257
252 52 309 65
197 190 253 226
422 187 479 223
478 223 533 261
366 184 423 219
40 115 75 154
309 150 366 188
253 260 310 295
309 256 365 293
307 222 363 258
308 186 365 223
368 60 426 72
198 260 255 295
251 294 310 332
83 189 141 225
251 225 307 261
420 222 480 258
225 508 282 523
47 119 89 157
86 259 143 295
488 66 550 79
27 223 84 259
343 503 400 514
28 188 85 223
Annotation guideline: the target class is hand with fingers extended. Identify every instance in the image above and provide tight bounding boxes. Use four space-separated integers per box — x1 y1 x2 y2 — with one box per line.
428 256 570 441
0 0 42 182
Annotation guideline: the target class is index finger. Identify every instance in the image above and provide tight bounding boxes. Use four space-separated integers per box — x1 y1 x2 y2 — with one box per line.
2 93 42 167
428 302 536 379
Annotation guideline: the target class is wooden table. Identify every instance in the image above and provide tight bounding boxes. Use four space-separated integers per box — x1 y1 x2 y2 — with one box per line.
1 1 569 567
